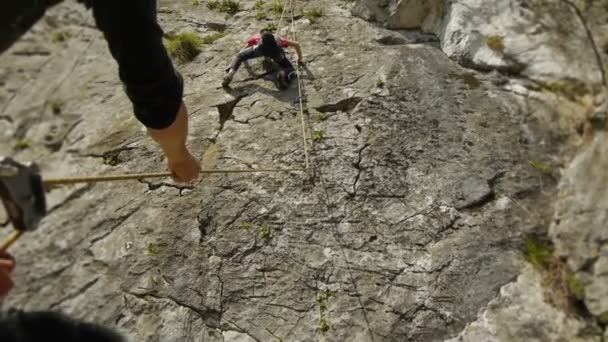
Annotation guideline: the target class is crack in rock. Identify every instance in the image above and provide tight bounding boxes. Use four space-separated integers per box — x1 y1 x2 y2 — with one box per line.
316 96 363 113
49 277 100 309
126 291 221 329
214 94 247 133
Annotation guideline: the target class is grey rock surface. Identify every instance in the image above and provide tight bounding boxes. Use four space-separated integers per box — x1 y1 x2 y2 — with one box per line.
0 0 603 341
353 0 608 86
550 130 608 320
446 265 595 342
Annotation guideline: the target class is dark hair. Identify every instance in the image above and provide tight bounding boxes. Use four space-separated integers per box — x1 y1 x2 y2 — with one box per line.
0 310 125 342
260 31 276 46
257 31 281 57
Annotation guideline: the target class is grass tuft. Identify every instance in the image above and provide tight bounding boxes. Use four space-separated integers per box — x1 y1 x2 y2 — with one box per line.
305 6 324 23
317 290 332 332
270 0 284 15
526 237 552 269
52 30 72 43
486 35 505 52
207 0 241 15
166 31 204 63
201 31 227 44
14 139 31 150
312 129 325 142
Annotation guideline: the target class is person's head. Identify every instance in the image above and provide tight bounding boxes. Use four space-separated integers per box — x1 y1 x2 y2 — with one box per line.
260 30 277 47
257 30 281 56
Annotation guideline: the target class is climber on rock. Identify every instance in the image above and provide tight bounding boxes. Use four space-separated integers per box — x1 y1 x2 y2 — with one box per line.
222 29 304 89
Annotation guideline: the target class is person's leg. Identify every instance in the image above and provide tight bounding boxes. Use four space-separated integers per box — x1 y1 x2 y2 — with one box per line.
223 47 261 87
90 0 182 129
89 0 200 182
275 55 296 90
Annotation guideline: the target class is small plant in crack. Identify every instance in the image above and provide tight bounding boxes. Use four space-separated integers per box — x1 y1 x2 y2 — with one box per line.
257 224 273 240
314 113 328 122
255 11 267 20
147 242 160 255
201 31 227 44
486 35 505 53
207 0 241 15
49 99 63 114
270 0 284 16
52 29 72 43
526 237 552 269
304 6 324 23
312 129 325 142
103 154 120 166
529 159 556 179
240 222 253 230
14 139 31 150
317 289 331 332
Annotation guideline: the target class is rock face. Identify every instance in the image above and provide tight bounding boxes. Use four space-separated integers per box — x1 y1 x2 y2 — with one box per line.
446 265 594 342
353 0 608 85
0 0 604 341
550 130 608 321
352 0 445 31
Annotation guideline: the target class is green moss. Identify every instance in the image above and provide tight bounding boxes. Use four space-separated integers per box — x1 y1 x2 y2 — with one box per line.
598 311 608 325
305 6 324 23
14 139 31 150
264 23 277 32
147 242 160 255
192 0 200 5
448 71 481 89
540 79 589 100
255 11 267 20
486 35 505 52
525 237 552 269
50 99 63 114
317 290 332 332
52 30 72 43
240 222 253 230
270 0 284 15
201 31 226 44
312 129 325 142
103 155 120 166
565 271 585 300
315 113 328 122
254 0 265 10
529 159 553 176
207 0 240 15
165 31 203 63
258 224 273 240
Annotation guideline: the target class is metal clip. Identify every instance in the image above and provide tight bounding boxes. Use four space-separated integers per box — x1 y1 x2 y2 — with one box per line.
0 157 46 231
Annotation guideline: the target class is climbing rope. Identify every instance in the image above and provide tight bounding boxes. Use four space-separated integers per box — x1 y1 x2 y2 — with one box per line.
42 167 304 188
288 0 310 170
0 231 22 252
274 0 289 37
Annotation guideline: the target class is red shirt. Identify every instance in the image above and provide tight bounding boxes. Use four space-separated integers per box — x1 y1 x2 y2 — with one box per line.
246 33 289 48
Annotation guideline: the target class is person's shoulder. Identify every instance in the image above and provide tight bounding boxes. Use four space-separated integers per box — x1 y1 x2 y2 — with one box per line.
246 33 261 46
279 37 289 47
